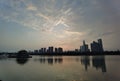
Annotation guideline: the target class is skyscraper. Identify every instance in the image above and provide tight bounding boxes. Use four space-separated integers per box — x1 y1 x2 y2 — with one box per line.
48 46 54 53
55 48 58 53
43 48 46 53
91 39 104 52
80 40 90 53
98 39 104 52
58 47 63 53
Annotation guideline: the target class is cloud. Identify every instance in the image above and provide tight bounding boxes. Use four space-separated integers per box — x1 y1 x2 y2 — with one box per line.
36 13 50 22
98 31 115 37
64 30 83 36
26 4 37 11
1 0 112 38
0 0 120 38
64 8 72 15
0 0 120 51
54 17 70 28
0 0 79 32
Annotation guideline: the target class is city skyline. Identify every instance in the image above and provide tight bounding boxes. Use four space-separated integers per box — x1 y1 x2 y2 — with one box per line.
0 0 120 52
32 38 104 53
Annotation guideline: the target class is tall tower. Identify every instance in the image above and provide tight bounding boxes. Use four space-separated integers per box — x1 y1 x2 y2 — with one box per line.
98 39 104 52
80 40 90 52
83 40 86 45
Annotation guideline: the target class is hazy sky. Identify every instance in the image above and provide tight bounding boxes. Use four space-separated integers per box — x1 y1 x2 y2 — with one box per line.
0 0 120 52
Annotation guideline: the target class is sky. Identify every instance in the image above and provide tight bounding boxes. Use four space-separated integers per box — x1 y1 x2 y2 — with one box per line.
0 0 120 52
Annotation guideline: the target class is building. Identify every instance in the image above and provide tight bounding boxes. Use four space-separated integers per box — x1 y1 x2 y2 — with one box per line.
43 48 46 53
98 39 104 52
41 48 44 53
39 49 41 53
80 40 90 53
58 47 63 53
34 50 39 53
91 39 104 52
75 49 79 52
48 46 54 53
55 48 58 53
39 48 46 53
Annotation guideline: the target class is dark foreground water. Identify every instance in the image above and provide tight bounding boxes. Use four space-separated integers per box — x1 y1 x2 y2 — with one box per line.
0 55 120 81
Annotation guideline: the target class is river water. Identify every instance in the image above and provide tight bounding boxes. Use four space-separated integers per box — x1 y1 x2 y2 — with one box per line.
0 55 120 81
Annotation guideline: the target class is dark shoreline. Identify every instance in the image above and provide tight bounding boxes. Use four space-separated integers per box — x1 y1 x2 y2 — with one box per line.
1 51 120 57
30 51 120 56
30 53 120 56
4 52 120 56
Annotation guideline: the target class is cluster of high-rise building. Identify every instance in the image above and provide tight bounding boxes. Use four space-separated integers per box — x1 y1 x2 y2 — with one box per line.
79 39 104 53
34 47 63 54
33 39 104 54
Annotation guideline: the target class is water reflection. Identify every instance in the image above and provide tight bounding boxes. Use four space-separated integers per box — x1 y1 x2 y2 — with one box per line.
39 57 46 64
80 56 106 72
81 56 90 71
36 56 63 65
0 54 106 72
92 56 106 72
0 55 119 81
54 58 63 64
0 55 7 60
16 58 29 65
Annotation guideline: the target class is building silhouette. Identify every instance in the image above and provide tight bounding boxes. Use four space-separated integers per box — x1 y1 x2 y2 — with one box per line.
91 39 104 52
55 48 58 53
39 48 46 53
58 47 63 53
48 46 54 53
80 40 90 53
33 46 63 54
54 47 63 53
32 38 104 54
98 39 104 52
75 49 79 52
34 50 39 53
